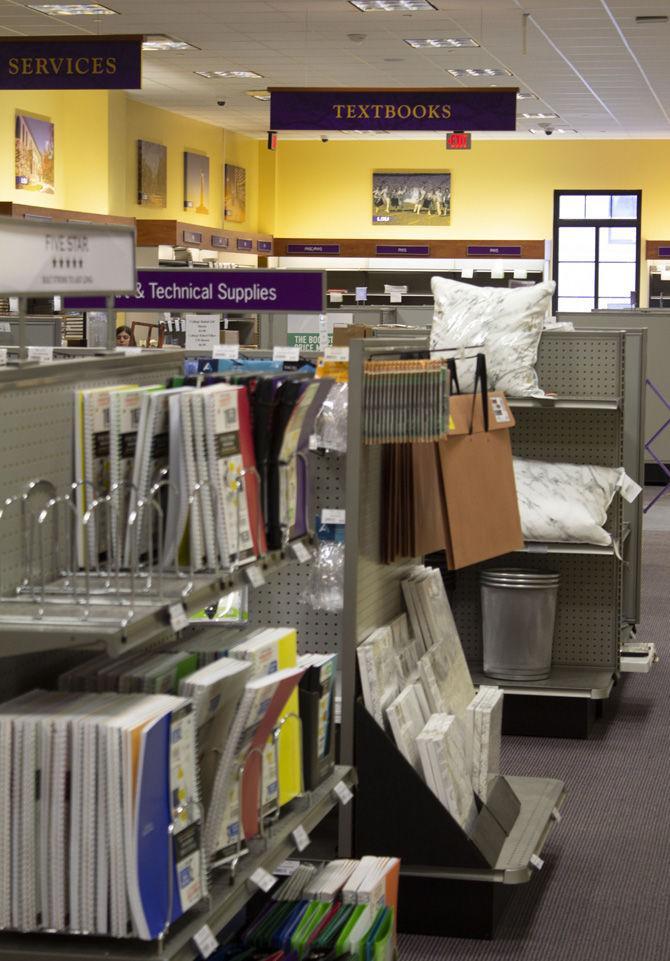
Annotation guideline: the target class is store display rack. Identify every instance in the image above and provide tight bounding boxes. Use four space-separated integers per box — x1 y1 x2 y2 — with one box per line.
0 765 356 961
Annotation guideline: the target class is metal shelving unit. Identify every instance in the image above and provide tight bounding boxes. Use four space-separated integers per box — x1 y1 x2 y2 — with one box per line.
0 765 356 961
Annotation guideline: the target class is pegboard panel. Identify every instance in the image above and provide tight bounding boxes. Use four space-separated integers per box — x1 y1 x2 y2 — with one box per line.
536 330 624 398
250 451 345 655
511 408 624 470
0 357 182 594
452 551 621 670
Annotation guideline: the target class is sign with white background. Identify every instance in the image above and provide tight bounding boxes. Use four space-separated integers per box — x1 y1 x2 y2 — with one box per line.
287 312 353 350
185 314 221 350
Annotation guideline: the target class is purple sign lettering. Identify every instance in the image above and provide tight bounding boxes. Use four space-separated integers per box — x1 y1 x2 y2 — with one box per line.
237 238 253 251
66 269 324 313
0 36 142 90
270 88 516 132
376 245 430 257
183 231 203 244
211 235 229 249
658 247 670 257
286 244 341 255
467 245 522 257
257 240 273 253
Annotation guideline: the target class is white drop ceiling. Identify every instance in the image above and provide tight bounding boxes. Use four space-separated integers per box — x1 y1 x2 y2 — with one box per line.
1 0 670 139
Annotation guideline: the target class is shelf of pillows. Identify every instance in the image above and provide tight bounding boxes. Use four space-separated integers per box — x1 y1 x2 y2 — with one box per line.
508 396 621 410
515 523 630 556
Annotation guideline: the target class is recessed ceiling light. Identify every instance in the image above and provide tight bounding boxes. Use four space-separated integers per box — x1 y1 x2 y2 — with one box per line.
142 35 197 52
448 67 512 77
517 92 538 100
522 112 558 119
27 2 116 13
349 0 437 11
635 14 669 23
529 127 576 134
195 69 263 80
404 37 479 48
246 89 271 101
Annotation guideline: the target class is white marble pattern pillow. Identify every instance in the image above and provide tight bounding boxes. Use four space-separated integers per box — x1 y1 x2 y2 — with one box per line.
513 458 640 546
430 276 555 397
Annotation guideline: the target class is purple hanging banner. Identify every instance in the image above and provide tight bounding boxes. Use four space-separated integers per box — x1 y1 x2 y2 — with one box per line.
467 245 522 256
63 268 325 313
270 87 517 131
0 35 142 90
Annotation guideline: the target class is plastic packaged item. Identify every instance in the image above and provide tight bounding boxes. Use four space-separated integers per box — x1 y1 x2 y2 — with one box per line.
305 516 345 611
315 383 348 452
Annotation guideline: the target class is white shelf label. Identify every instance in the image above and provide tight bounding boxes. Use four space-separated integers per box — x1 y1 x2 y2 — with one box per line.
333 780 353 806
250 867 277 893
530 854 544 871
193 924 219 959
274 859 301 877
213 344 240 360
291 541 312 563
308 434 319 451
27 346 53 363
0 321 10 333
321 508 345 526
116 346 142 356
324 346 349 362
246 564 266 588
169 602 189 632
0 348 7 367
551 807 562 823
292 825 310 852
273 346 300 362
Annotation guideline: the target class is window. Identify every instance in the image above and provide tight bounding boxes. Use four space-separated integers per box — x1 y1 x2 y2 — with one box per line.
553 191 641 312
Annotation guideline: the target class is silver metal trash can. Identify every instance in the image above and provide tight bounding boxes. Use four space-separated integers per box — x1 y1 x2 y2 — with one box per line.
481 569 560 681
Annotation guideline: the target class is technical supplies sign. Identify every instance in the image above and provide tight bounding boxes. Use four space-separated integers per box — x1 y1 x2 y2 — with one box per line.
0 35 142 90
0 216 136 296
65 269 326 313
270 87 517 132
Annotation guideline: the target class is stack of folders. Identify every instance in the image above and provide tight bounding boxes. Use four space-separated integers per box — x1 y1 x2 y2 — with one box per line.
0 690 206 939
298 653 338 790
215 856 397 961
58 650 199 695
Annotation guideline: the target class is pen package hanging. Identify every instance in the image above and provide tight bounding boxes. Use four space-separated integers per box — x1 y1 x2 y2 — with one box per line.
362 358 450 445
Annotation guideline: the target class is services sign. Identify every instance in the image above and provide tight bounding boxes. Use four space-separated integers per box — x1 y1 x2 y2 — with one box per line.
0 35 142 90
0 216 135 296
65 268 325 313
270 87 517 132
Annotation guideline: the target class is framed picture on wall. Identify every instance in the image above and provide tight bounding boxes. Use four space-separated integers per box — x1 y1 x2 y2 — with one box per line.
184 151 210 214
372 171 451 226
15 113 54 194
138 139 167 207
224 163 246 223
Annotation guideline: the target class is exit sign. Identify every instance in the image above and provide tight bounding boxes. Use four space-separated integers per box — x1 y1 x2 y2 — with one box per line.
446 131 471 150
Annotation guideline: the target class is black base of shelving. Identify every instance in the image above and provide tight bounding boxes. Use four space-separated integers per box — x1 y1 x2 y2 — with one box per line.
398 873 513 940
501 693 601 739
645 462 670 485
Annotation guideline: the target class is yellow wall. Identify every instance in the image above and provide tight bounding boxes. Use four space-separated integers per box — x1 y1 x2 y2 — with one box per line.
0 90 110 212
274 139 670 241
257 143 277 236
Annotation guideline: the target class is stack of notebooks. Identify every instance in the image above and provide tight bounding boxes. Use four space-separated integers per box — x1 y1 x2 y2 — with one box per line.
73 363 332 573
218 856 398 961
0 690 206 939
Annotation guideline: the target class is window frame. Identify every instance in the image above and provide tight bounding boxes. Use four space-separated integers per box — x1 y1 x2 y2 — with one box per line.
552 189 642 313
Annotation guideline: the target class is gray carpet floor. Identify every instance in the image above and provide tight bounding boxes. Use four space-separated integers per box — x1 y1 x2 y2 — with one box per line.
399 495 670 961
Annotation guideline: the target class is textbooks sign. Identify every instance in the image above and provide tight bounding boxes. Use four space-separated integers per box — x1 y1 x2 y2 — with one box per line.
64 268 325 313
0 36 142 90
270 87 517 132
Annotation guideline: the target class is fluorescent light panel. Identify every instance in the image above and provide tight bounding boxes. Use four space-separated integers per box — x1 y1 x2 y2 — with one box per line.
529 127 576 134
246 89 271 101
27 2 116 12
522 112 558 119
404 37 479 48
350 0 437 11
448 67 512 77
143 35 196 51
517 92 538 100
195 69 263 79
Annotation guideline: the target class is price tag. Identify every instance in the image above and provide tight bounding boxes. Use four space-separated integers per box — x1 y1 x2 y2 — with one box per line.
551 807 562 823
291 541 312 563
275 860 301 876
213 344 240 360
324 346 349 362
116 346 142 356
0 321 10 333
27 346 54 363
292 825 310 852
193 924 219 959
246 564 266 588
308 434 319 451
273 346 300 362
169 602 189 632
526 543 549 553
0 348 8 367
250 867 277 893
530 854 544 871
321 508 345 526
333 780 353 806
